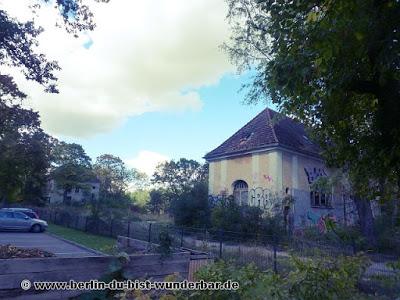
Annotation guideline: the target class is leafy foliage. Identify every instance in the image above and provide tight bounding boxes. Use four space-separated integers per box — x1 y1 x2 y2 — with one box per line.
152 159 208 194
288 255 369 300
147 189 169 215
0 103 53 204
152 255 369 300
157 228 173 259
211 196 285 237
51 142 94 203
170 181 211 227
94 154 139 197
0 0 109 102
224 0 400 200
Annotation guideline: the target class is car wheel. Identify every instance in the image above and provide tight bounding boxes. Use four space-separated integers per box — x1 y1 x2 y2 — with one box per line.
31 224 42 233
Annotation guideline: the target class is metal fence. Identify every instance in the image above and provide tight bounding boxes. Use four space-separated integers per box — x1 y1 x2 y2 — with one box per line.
34 207 399 279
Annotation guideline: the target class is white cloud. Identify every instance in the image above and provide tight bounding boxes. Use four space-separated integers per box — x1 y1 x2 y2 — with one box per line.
3 0 232 137
125 150 169 177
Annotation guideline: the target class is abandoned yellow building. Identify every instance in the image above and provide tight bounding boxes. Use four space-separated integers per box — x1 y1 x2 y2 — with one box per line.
204 108 355 227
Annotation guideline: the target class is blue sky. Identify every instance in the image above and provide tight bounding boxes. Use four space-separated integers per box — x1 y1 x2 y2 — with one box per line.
64 72 269 166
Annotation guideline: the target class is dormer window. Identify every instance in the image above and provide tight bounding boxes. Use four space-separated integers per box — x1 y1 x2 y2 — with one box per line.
238 132 254 146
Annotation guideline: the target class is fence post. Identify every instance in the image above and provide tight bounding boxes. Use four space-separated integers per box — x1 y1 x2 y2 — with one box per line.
219 229 223 259
180 227 184 248
84 216 88 232
273 234 278 274
127 221 131 238
148 222 152 243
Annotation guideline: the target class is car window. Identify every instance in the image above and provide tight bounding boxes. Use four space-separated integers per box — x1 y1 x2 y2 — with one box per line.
24 212 35 218
3 212 14 218
13 212 29 219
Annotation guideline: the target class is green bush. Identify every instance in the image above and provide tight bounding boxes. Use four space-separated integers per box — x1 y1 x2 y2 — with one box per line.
182 254 370 300
210 196 285 239
188 260 288 300
211 196 241 232
170 182 211 227
288 255 369 299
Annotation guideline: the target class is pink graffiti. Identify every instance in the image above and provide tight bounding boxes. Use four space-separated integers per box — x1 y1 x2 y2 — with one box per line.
263 175 273 182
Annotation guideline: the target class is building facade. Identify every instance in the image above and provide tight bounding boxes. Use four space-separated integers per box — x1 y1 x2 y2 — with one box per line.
45 178 100 204
205 108 356 228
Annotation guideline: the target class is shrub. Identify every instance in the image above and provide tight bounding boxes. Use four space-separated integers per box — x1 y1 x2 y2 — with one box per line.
170 182 211 227
211 196 241 232
157 228 172 259
176 254 369 300
210 196 285 239
288 254 369 300
190 260 288 300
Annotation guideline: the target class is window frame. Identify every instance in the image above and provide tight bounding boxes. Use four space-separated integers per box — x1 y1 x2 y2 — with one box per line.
233 180 249 205
310 190 332 208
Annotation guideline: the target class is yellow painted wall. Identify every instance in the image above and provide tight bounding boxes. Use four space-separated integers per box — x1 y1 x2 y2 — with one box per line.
208 149 327 196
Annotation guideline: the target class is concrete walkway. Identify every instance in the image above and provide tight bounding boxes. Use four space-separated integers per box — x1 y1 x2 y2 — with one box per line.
0 232 101 257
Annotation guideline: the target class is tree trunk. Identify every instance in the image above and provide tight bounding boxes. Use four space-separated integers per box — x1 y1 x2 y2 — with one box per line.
353 196 376 246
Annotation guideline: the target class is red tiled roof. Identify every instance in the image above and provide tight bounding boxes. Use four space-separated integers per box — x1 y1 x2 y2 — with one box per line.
204 108 320 160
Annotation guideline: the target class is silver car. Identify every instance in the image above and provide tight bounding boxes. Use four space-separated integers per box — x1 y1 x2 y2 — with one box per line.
0 210 48 232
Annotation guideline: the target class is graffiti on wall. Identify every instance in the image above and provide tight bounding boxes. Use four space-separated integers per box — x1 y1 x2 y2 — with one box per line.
209 186 292 216
306 211 337 233
249 187 282 213
304 167 327 184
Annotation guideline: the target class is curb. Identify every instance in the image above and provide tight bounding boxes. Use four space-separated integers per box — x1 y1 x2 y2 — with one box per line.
46 232 109 257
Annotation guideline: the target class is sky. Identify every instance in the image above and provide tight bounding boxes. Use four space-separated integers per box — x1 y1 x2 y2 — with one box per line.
2 0 271 176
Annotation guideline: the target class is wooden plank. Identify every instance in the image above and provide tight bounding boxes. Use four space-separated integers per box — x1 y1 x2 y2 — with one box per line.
188 259 213 281
0 256 113 275
124 260 189 278
190 254 211 260
126 252 190 266
0 252 191 290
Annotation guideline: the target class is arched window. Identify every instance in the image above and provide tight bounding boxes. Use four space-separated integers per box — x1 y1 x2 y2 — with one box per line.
233 180 248 205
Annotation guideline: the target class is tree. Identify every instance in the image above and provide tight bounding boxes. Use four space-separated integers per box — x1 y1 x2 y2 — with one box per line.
52 141 92 168
94 154 134 197
51 142 93 203
224 0 400 243
147 189 168 215
152 158 208 194
0 103 53 205
0 0 109 103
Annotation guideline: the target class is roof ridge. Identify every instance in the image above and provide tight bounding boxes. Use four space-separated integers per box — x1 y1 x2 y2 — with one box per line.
266 108 279 143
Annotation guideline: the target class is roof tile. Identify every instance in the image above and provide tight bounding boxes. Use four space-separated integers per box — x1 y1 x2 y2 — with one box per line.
204 108 320 160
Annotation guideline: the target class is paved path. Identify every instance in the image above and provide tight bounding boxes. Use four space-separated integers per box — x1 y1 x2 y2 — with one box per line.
0 232 101 257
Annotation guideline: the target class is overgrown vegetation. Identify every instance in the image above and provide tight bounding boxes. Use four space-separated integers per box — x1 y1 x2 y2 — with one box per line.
119 254 371 300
